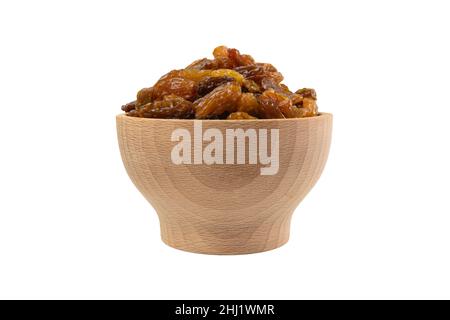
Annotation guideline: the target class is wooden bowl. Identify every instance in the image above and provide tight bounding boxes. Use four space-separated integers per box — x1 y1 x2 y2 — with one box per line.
116 113 332 254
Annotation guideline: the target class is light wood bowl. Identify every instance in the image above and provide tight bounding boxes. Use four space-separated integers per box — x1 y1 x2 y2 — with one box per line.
117 113 332 254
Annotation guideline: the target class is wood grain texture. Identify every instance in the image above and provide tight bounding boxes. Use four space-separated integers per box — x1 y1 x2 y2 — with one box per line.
117 113 332 254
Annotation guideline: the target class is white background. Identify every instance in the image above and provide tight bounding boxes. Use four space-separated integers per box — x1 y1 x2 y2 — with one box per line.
1 0 449 299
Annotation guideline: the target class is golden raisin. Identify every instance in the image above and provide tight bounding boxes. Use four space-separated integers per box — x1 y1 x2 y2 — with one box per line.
186 58 216 70
257 89 285 119
194 82 241 119
152 77 197 101
242 79 261 93
197 76 235 97
295 88 317 100
298 97 318 117
121 100 136 112
262 78 303 105
227 112 257 120
212 46 255 69
136 87 154 105
134 95 194 119
237 93 260 117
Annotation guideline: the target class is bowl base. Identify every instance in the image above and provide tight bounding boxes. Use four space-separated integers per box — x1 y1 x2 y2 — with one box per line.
159 218 291 255
161 237 289 255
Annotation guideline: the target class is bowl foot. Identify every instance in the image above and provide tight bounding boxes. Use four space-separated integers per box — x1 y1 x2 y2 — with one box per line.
159 217 291 255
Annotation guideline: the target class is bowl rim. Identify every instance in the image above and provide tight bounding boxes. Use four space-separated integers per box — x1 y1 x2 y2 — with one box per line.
116 112 332 123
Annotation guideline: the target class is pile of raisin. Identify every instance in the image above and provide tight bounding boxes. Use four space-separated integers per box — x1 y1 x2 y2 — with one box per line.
121 46 318 119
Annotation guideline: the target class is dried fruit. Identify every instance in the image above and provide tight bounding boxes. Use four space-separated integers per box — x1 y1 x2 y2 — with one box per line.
234 63 283 85
227 112 257 120
129 95 194 119
194 82 241 119
121 46 319 119
261 78 303 105
242 79 261 93
237 93 260 117
257 89 303 118
208 69 244 83
213 46 255 69
121 100 136 112
257 90 285 119
152 77 197 101
136 87 154 105
298 97 318 117
197 76 235 97
295 88 317 100
186 58 216 70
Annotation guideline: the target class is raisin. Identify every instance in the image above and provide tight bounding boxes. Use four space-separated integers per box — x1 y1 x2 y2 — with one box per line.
261 78 303 105
257 89 285 119
213 45 229 59
213 46 256 69
297 97 318 117
157 69 244 84
227 112 257 120
237 93 260 117
208 69 244 83
228 48 255 66
235 63 276 77
136 95 194 119
261 77 282 91
186 58 217 70
194 82 241 119
197 76 235 97
126 109 139 117
295 88 317 100
258 89 307 119
136 87 154 105
242 79 261 93
278 100 303 118
152 77 197 101
234 63 283 85
121 100 136 112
